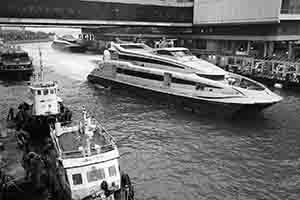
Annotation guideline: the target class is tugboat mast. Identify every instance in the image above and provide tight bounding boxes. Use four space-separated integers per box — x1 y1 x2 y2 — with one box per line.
38 47 44 81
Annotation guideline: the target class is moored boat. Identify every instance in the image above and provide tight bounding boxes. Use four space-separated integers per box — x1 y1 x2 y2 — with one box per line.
51 35 87 53
87 41 282 116
0 45 34 80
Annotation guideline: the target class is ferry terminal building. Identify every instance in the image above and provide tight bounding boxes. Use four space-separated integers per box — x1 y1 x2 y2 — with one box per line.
82 0 300 62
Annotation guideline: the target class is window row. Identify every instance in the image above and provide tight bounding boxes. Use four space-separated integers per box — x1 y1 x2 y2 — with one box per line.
31 88 57 96
72 165 117 185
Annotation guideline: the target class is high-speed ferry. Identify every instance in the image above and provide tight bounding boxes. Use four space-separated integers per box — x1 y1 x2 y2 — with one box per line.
51 35 87 53
88 41 282 115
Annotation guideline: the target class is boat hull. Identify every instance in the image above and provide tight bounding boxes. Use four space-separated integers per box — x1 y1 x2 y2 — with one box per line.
87 74 273 117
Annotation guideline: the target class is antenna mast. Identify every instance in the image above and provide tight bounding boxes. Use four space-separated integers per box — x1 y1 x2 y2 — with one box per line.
39 47 43 81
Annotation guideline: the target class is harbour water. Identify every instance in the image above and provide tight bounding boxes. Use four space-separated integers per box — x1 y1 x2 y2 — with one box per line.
1 42 300 200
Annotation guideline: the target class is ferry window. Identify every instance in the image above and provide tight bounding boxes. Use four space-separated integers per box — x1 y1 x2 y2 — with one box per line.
37 90 41 95
120 44 151 50
156 50 172 56
72 174 83 185
43 89 49 95
98 168 105 179
50 89 54 94
87 167 105 182
108 165 117 177
170 50 193 57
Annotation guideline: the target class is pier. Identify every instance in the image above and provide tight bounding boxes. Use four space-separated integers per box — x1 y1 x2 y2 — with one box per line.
191 50 300 89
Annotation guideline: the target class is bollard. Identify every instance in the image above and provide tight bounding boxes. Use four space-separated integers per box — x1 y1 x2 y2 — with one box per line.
0 142 4 151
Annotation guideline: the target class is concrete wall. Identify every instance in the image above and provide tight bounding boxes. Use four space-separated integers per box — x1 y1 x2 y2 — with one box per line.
194 0 283 25
206 40 218 51
281 0 300 13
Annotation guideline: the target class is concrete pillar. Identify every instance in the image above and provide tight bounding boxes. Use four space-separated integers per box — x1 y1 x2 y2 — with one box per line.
263 42 268 57
288 41 294 60
179 39 185 47
231 41 237 54
268 41 274 57
207 40 218 51
247 41 251 55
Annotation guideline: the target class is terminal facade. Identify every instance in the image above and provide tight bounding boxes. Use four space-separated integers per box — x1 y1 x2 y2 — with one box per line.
2 0 300 61
82 0 300 61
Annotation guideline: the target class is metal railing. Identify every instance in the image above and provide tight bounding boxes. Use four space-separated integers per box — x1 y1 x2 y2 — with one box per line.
281 8 300 14
198 53 300 83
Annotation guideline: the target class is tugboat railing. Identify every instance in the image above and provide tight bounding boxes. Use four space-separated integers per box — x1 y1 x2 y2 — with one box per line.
61 143 116 159
89 114 117 145
58 115 117 159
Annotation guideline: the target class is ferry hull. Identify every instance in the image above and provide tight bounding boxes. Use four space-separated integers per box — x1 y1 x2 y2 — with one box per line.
87 74 272 117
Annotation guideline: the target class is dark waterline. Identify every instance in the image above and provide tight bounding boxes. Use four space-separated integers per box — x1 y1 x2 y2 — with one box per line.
1 42 300 200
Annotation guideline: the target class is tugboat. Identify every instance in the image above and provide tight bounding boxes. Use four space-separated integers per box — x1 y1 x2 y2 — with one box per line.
0 45 34 80
1 51 134 200
51 108 134 200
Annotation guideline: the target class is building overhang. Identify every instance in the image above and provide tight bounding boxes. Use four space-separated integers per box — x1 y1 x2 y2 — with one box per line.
192 19 280 27
0 18 193 28
186 35 300 41
279 14 300 21
81 0 194 7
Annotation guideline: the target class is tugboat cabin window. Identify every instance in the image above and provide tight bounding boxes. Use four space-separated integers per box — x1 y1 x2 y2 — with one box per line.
37 90 41 95
108 165 117 177
87 167 105 182
43 89 49 95
72 173 83 185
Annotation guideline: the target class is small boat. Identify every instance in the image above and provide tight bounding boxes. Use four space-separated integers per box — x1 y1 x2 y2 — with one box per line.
51 35 87 53
88 41 282 116
0 45 34 80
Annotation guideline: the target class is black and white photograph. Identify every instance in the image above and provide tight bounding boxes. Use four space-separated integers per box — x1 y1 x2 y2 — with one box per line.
0 0 299 200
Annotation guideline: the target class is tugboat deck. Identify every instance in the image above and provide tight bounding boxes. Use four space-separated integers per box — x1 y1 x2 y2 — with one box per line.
55 120 116 159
